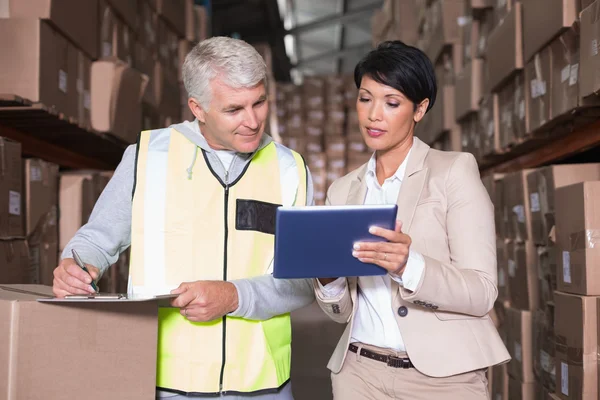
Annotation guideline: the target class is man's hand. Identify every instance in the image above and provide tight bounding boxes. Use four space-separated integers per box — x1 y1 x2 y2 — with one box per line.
53 258 100 298
170 281 239 322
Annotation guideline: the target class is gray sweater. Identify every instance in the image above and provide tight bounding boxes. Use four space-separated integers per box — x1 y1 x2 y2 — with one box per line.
61 120 315 320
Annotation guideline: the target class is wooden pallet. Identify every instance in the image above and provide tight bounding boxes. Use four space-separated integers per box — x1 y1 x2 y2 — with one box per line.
0 95 128 170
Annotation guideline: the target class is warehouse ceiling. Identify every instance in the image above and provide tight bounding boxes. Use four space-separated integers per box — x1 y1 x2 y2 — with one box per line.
210 0 382 82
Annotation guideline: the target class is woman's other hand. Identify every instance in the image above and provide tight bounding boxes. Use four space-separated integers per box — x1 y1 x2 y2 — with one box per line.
352 221 411 276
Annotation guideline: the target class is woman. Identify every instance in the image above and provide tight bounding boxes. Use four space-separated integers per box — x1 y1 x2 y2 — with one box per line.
314 41 509 399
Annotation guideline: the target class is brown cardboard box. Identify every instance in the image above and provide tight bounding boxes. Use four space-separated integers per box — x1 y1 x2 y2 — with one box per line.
185 0 196 42
285 113 304 137
533 308 557 393
503 170 533 243
194 5 209 41
508 377 537 400
471 0 493 7
554 291 599 400
508 241 539 311
598 297 600 400
0 138 23 239
138 0 158 50
0 241 30 284
480 93 500 156
90 58 148 143
580 1 600 100
525 48 552 132
307 153 327 205
497 239 510 303
156 0 187 38
497 72 528 150
426 0 466 63
482 172 506 238
75 51 92 129
462 17 480 66
538 246 558 308
0 19 73 115
477 8 495 58
527 164 600 246
24 159 59 285
583 0 596 10
487 2 523 92
99 2 135 65
158 18 180 75
0 284 159 400
522 0 578 62
134 43 157 107
550 26 580 120
507 307 535 383
492 363 509 400
156 63 181 124
493 0 514 27
455 59 484 120
283 137 308 155
0 0 99 59
105 0 137 30
555 181 600 295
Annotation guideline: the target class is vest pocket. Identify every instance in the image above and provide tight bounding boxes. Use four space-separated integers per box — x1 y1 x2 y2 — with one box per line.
236 199 282 235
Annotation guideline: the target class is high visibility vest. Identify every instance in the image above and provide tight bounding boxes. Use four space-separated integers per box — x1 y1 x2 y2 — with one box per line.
129 127 307 395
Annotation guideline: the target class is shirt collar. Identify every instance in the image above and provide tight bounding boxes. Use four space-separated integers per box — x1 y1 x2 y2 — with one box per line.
366 146 413 185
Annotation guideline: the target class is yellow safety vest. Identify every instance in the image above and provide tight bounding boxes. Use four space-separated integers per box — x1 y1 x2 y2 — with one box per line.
129 127 307 395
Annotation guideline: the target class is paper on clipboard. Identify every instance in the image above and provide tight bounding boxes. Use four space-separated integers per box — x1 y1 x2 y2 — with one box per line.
37 293 177 307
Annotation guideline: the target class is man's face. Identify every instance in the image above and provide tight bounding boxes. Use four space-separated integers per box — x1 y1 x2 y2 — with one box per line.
194 77 268 153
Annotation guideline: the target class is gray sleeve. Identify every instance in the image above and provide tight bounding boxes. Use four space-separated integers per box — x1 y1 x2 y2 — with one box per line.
60 145 136 276
229 168 316 320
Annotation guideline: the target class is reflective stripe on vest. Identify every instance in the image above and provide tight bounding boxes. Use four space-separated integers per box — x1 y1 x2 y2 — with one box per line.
129 128 307 395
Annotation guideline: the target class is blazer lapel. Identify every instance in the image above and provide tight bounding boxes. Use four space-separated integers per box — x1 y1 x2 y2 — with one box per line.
346 165 367 205
395 137 430 234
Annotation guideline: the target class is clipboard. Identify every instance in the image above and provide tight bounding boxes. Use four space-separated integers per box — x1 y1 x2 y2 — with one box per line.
37 293 177 307
273 204 397 279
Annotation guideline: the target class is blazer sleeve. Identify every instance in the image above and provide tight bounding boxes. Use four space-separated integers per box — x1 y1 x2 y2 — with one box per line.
399 153 498 317
313 180 354 324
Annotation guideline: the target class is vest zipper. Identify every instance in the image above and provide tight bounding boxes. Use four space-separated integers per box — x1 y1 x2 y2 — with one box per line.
219 164 231 394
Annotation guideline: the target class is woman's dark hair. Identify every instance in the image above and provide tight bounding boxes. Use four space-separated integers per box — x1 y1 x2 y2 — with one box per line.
354 40 437 113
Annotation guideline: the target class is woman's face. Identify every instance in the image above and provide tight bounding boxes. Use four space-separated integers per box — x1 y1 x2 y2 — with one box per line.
356 75 428 152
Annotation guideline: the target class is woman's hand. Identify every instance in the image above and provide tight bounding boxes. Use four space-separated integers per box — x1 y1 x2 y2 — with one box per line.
352 221 411 276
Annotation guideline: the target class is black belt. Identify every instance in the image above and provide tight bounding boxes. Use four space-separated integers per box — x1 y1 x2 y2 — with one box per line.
349 344 415 369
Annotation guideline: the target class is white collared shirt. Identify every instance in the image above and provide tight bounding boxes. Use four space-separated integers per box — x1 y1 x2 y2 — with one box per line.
318 148 425 351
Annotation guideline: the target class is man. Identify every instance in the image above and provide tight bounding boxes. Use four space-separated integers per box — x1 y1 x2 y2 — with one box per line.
53 37 315 399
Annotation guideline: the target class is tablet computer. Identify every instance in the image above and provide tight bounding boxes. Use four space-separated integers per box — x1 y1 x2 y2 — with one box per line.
273 204 398 279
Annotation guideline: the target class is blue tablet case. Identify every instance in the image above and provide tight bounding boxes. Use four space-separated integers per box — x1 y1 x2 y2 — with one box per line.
273 204 398 279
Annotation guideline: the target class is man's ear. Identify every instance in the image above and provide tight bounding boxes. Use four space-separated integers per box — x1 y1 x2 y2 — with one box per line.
188 98 207 123
414 99 430 123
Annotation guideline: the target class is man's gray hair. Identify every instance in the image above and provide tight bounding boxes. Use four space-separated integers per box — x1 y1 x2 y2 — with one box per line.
182 36 268 110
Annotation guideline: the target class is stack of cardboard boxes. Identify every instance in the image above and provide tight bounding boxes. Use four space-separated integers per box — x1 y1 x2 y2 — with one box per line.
485 163 600 399
277 75 371 205
0 0 209 144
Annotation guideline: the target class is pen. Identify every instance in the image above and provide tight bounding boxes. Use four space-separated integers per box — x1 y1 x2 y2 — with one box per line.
71 249 99 293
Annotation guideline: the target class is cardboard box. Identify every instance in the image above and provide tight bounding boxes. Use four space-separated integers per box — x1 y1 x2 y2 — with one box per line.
492 363 509 400
487 2 523 92
138 0 158 49
0 241 30 284
471 0 494 8
554 292 599 400
522 0 578 62
59 171 110 251
493 0 514 27
156 63 181 124
462 17 480 66
0 138 23 239
527 164 600 246
185 0 196 42
497 239 510 303
525 48 552 132
507 307 535 383
533 308 557 393
477 8 495 58
550 26 580 120
0 284 159 399
503 170 533 243
74 51 92 129
194 5 209 41
134 43 157 107
426 0 466 63
24 159 59 285
538 246 558 308
508 377 537 400
157 18 180 75
0 0 99 59
580 1 600 99
507 241 539 311
90 58 148 144
99 1 135 65
480 93 500 156
582 0 596 10
497 72 528 150
156 0 187 38
455 59 484 120
0 19 73 115
555 181 600 295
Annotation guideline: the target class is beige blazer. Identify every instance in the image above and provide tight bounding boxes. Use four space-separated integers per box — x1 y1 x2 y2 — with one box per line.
314 137 510 377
